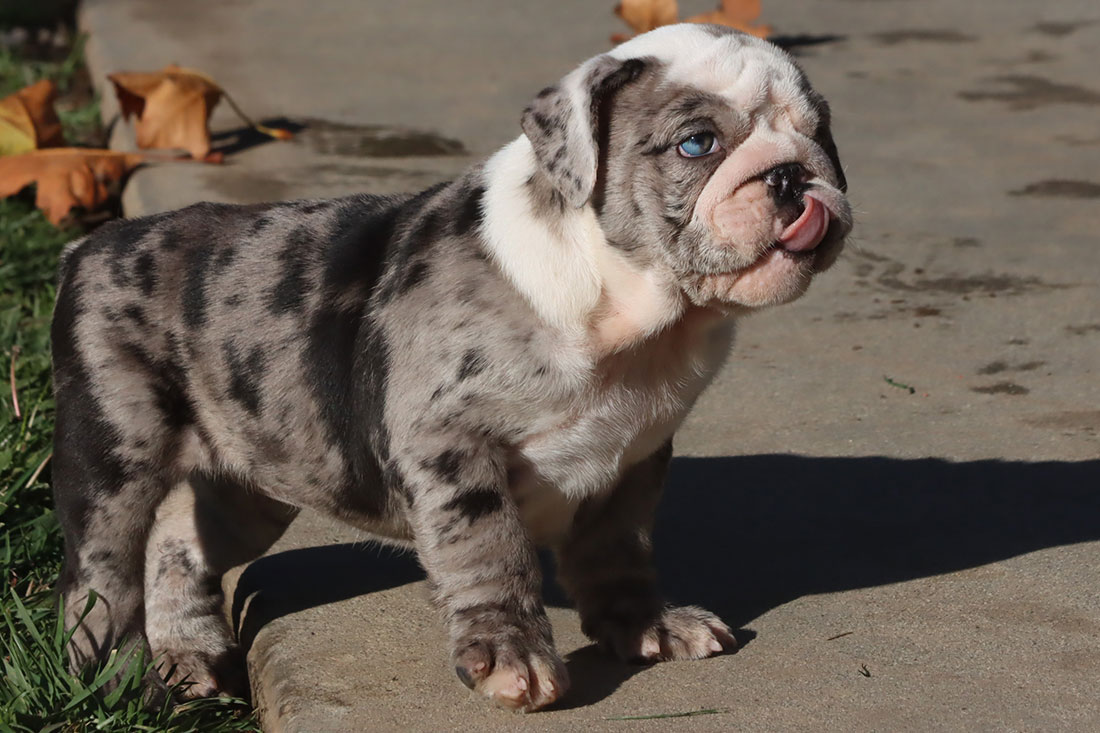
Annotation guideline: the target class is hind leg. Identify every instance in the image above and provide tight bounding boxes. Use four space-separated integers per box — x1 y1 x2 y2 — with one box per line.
52 382 186 680
50 242 203 682
144 474 298 698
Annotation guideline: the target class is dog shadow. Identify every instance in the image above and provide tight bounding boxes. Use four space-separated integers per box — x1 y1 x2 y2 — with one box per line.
230 454 1100 707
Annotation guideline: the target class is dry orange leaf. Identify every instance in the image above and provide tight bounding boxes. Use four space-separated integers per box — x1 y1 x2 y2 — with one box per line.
613 0 678 41
109 65 223 160
109 65 293 160
0 148 143 225
612 0 771 42
685 0 771 38
0 80 66 156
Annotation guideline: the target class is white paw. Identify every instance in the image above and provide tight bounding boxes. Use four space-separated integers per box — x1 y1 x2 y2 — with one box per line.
599 605 737 662
454 636 569 711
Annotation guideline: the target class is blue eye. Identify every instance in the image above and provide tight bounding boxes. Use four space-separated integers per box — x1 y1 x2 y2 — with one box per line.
677 132 719 158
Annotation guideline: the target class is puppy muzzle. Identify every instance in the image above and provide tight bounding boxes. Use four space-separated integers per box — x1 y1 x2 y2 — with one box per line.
760 162 831 254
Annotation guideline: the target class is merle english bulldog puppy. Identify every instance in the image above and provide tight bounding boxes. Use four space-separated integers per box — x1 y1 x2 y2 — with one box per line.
51 24 851 711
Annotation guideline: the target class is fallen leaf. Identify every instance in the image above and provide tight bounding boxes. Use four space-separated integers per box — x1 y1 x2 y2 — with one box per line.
109 65 293 160
685 0 772 38
614 0 678 40
109 65 223 160
0 148 143 225
0 80 66 156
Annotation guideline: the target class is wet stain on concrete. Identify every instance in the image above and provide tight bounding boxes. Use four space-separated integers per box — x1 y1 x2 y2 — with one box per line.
953 237 981 248
1009 180 1100 199
835 304 950 323
978 360 1046 375
848 250 1067 299
959 75 1100 110
983 599 1100 634
1031 20 1098 37
298 118 467 157
972 382 1030 396
1055 134 1100 147
872 29 976 45
881 272 1065 297
1065 324 1100 336
1017 50 1058 64
1023 410 1100 434
852 249 892 263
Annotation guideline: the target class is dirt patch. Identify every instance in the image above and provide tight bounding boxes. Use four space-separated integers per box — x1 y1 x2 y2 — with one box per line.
1030 20 1098 37
1009 180 1100 199
971 382 1030 396
952 237 981 248
871 29 976 45
1023 410 1100 434
848 249 1067 299
1015 50 1058 64
1055 134 1100 147
881 272 1066 296
959 75 1100 110
977 360 1046 375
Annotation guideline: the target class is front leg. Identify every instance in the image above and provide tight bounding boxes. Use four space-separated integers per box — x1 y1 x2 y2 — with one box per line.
404 440 568 711
556 441 737 662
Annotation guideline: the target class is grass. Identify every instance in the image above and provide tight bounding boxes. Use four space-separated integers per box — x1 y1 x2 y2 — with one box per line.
0 196 69 600
0 36 260 733
0 33 103 147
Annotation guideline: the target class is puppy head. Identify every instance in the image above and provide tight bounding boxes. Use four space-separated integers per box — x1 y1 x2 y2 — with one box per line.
521 24 852 310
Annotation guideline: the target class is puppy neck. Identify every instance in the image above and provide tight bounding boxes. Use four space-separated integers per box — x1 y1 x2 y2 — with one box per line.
481 137 604 338
589 246 686 357
481 136 687 357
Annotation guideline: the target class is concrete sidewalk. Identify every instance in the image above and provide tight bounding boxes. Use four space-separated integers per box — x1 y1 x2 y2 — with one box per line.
79 0 1100 730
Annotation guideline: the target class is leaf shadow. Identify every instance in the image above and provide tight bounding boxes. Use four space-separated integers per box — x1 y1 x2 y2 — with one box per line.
209 117 306 157
770 34 846 55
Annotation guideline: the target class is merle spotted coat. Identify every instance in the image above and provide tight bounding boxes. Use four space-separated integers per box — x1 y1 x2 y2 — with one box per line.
52 25 850 711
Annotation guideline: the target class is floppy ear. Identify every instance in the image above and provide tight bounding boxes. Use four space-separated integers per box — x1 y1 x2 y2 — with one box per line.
811 97 847 192
521 56 647 209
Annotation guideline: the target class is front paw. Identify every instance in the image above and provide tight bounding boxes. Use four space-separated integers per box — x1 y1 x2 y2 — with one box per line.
590 605 737 663
452 626 568 711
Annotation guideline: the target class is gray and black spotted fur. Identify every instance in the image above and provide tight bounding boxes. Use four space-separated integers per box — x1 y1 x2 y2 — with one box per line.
52 24 847 711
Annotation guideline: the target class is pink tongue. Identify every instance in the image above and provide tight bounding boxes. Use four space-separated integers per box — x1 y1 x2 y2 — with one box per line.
778 194 830 252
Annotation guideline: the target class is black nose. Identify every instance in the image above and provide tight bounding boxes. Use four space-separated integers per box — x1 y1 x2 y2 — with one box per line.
762 163 805 206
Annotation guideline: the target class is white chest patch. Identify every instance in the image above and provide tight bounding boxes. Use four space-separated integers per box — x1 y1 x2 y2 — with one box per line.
510 312 734 544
